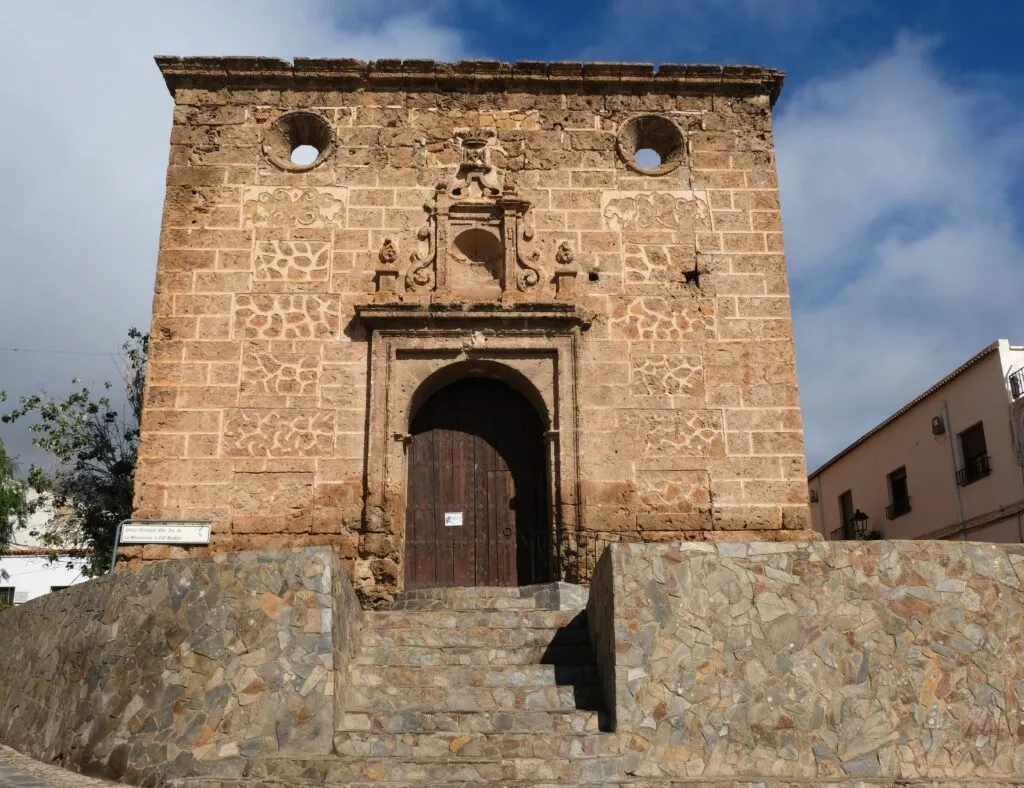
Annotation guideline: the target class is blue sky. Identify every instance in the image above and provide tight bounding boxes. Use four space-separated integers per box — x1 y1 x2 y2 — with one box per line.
0 0 1022 472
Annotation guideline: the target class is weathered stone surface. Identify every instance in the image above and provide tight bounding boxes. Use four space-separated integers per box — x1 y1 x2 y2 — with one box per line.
132 57 814 600
587 539 1024 781
0 547 360 785
7 545 1024 785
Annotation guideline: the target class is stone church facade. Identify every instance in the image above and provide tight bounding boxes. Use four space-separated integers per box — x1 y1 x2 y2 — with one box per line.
131 58 813 598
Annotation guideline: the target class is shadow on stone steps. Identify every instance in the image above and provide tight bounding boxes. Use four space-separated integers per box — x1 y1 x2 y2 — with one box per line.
539 610 611 730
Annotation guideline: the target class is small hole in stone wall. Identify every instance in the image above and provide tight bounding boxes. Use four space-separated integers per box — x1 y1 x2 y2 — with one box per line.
588 271 599 282
634 148 661 169
291 144 320 166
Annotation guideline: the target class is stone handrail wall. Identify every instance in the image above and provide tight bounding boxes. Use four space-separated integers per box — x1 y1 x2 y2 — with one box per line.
0 547 359 784
587 540 1024 781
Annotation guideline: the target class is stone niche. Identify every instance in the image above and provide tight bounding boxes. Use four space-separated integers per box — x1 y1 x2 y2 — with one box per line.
130 57 814 601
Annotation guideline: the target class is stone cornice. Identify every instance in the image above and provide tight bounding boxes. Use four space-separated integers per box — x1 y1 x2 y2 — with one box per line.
155 57 785 106
354 302 592 331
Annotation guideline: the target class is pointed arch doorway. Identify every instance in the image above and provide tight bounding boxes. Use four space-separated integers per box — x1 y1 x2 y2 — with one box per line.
404 376 550 589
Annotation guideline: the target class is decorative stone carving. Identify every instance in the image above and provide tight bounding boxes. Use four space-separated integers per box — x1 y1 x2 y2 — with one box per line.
513 212 541 292
374 238 401 302
223 408 335 457
621 410 725 459
610 296 716 340
623 244 700 285
254 240 331 283
451 130 501 201
241 348 320 401
602 191 708 232
406 194 439 294
234 294 341 339
635 470 711 511
631 353 703 398
402 134 541 300
379 238 397 265
553 240 578 300
243 187 346 227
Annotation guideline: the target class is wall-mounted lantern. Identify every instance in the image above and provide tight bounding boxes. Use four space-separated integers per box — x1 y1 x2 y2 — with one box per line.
931 415 945 436
851 509 870 538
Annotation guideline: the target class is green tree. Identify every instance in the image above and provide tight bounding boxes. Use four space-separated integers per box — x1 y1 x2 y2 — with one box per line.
2 329 148 576
0 437 29 555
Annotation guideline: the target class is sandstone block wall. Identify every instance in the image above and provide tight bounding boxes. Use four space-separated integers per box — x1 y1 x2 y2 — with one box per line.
0 548 358 784
133 58 813 593
587 540 1024 781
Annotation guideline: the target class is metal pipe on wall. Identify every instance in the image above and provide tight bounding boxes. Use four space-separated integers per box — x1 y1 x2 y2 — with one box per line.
940 401 967 540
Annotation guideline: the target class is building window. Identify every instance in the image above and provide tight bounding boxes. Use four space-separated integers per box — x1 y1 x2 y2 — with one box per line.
885 467 912 519
956 422 992 486
832 490 855 540
0 587 14 606
1010 368 1024 400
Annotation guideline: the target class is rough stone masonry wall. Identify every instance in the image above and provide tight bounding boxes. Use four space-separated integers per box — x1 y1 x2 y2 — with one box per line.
587 540 1024 782
132 58 812 590
0 547 358 785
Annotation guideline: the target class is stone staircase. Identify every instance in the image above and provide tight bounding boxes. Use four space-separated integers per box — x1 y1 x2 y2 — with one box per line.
201 584 620 786
167 584 628 786
326 584 620 784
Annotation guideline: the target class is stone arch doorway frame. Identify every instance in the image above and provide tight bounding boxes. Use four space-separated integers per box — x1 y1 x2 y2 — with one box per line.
356 307 586 594
408 358 551 429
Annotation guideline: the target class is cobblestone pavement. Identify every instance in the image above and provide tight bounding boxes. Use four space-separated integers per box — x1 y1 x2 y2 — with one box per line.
0 747 112 787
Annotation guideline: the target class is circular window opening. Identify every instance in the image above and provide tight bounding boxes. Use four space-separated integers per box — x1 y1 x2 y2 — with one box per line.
291 144 320 166
617 115 685 176
263 111 335 172
634 148 662 169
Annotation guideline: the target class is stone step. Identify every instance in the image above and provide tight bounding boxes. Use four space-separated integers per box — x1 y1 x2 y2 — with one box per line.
359 624 590 649
351 663 597 689
382 594 545 611
382 582 590 612
353 642 596 666
339 708 604 735
346 682 604 713
171 782 637 788
333 730 620 759
238 754 623 783
368 608 586 630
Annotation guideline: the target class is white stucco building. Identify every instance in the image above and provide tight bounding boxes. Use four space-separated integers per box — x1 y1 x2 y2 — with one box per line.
809 339 1024 542
0 499 89 605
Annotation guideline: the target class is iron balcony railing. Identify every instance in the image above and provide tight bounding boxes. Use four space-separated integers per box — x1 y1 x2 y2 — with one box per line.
956 454 991 487
829 523 857 541
885 497 912 520
1010 368 1024 400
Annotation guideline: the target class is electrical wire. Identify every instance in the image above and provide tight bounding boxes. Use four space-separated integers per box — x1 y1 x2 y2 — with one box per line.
0 347 120 357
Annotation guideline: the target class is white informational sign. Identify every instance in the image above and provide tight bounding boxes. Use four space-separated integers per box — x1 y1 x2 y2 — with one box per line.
444 512 463 527
120 523 212 545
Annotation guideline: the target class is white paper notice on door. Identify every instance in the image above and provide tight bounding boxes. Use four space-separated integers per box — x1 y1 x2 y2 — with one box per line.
444 512 463 527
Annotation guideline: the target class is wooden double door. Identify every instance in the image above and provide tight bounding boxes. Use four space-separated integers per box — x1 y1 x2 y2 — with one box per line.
404 377 550 589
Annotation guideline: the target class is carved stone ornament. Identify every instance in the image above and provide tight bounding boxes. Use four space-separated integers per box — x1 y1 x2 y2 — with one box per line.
403 132 542 301
374 238 401 302
379 238 398 266
553 241 578 300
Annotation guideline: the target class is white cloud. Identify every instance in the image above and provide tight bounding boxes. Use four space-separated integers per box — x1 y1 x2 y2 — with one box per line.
777 36 1024 468
0 1 467 465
